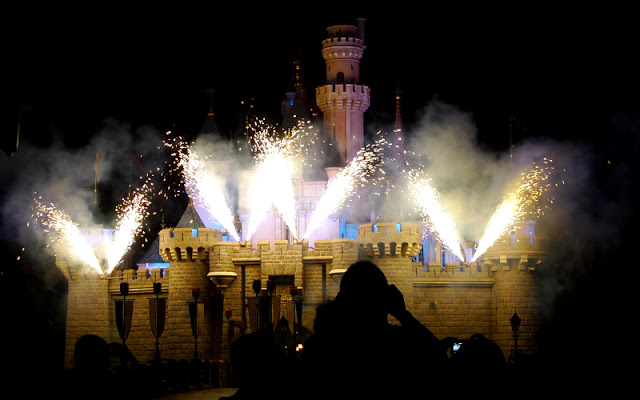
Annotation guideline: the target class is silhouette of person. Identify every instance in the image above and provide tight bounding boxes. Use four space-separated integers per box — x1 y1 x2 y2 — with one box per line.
220 332 284 399
301 261 446 398
63 334 119 400
447 333 509 397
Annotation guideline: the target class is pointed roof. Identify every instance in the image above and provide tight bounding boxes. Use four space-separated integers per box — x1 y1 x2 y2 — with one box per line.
176 198 207 228
137 235 165 265
201 89 219 134
376 184 400 223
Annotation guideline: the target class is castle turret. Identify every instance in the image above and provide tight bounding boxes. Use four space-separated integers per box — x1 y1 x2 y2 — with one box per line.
478 224 547 360
158 200 222 360
357 221 422 313
316 19 370 165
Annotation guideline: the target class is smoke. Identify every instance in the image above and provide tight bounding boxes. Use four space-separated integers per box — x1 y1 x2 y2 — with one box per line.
0 118 168 260
402 100 592 245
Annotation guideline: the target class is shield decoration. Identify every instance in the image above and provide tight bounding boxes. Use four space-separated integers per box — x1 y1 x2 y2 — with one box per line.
115 299 135 341
149 298 166 337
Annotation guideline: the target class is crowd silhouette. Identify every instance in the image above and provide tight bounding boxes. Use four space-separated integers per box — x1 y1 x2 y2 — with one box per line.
64 261 517 399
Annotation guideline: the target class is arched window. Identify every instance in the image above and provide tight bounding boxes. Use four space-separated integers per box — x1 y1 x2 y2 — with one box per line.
336 72 344 84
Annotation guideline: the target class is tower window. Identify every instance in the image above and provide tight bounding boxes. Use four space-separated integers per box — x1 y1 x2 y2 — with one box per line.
337 72 344 84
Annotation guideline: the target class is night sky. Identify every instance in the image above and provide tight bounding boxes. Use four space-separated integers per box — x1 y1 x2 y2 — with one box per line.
10 6 639 149
3 5 639 392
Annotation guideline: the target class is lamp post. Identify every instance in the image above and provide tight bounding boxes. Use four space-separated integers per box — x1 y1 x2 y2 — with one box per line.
149 282 165 362
115 281 134 367
510 311 521 364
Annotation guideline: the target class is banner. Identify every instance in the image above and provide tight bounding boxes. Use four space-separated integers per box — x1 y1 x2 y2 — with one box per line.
247 297 258 333
149 297 166 337
188 301 204 336
115 299 135 341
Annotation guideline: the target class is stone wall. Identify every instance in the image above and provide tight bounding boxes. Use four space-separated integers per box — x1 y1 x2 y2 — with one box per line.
60 226 545 368
63 275 111 368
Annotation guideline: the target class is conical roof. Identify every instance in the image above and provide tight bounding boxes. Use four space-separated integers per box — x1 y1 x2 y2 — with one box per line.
137 235 165 264
176 198 207 229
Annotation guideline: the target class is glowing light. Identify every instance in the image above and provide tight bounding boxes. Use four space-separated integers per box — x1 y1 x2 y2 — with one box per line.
304 140 384 239
167 138 240 241
409 170 465 261
245 121 299 240
106 187 151 273
471 159 553 261
33 198 102 274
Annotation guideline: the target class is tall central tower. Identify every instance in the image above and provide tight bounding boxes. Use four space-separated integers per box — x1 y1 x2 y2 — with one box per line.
316 19 370 165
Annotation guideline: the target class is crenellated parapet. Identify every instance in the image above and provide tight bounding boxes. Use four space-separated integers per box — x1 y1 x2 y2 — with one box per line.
356 222 422 258
479 235 549 272
158 227 221 262
316 84 371 112
107 267 169 295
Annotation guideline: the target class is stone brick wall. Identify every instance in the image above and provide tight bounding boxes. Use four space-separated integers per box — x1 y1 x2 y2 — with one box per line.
414 266 494 340
64 275 110 368
491 261 539 358
59 225 545 368
163 261 214 361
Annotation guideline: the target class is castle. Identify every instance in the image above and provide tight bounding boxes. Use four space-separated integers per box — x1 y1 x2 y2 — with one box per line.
57 20 547 372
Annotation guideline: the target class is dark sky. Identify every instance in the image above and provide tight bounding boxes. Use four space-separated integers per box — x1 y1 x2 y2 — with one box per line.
9 6 639 152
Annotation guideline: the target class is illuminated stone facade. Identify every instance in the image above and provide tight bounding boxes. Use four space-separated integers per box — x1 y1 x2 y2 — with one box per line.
59 219 546 368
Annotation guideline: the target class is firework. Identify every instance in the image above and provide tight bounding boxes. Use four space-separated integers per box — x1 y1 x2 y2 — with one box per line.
409 170 465 261
106 186 151 273
168 138 240 241
304 140 384 239
245 121 300 240
33 198 102 274
471 158 553 261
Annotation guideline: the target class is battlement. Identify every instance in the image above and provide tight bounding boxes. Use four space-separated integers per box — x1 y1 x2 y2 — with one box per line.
316 84 370 100
107 267 169 295
479 235 549 271
357 222 422 258
158 227 222 262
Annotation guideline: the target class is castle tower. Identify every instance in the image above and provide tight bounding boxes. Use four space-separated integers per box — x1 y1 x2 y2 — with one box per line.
158 200 222 360
480 228 547 360
316 19 371 165
357 221 423 313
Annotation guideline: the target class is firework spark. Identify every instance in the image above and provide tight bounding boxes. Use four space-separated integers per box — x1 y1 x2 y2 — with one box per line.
245 121 299 240
471 158 553 261
33 198 102 274
106 186 151 273
409 170 465 261
304 140 384 239
167 138 240 241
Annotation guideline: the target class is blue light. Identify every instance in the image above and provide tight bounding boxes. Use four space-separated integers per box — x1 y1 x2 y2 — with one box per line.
192 228 198 238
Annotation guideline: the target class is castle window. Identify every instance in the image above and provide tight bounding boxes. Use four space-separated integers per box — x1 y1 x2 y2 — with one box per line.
192 228 198 238
337 72 344 84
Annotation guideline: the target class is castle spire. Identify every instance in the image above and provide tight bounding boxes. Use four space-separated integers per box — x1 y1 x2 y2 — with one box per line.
200 88 219 134
394 88 402 133
393 87 405 158
206 88 215 116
